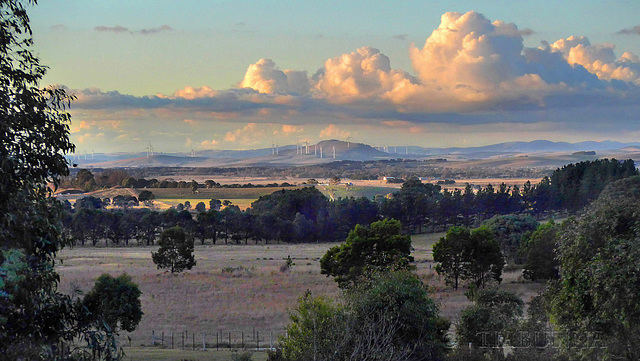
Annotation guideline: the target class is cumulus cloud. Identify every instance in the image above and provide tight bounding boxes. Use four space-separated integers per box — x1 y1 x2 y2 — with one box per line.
200 139 219 149
73 11 640 135
549 36 640 84
410 11 526 93
617 25 640 35
224 123 266 145
315 47 416 103
319 124 351 139
240 59 310 94
281 124 304 135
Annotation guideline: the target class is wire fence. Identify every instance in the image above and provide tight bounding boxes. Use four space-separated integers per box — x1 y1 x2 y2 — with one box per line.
146 329 286 351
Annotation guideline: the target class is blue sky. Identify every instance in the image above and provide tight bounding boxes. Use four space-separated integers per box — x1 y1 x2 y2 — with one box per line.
28 1 640 153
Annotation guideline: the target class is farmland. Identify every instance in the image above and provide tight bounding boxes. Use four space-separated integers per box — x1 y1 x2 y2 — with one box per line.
55 232 545 360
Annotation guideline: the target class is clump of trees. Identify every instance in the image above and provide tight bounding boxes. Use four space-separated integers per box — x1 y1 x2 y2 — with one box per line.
320 219 412 287
273 220 449 361
432 226 504 290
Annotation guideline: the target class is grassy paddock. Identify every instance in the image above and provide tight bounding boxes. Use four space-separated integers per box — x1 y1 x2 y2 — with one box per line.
56 232 545 360
122 348 268 361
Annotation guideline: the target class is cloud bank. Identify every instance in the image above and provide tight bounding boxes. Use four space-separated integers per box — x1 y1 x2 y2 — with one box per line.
72 11 640 139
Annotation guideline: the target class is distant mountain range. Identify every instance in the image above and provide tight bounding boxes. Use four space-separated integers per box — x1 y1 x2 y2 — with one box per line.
408 140 640 156
69 140 640 168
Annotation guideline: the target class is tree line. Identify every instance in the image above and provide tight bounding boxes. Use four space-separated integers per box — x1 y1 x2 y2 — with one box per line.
64 158 638 247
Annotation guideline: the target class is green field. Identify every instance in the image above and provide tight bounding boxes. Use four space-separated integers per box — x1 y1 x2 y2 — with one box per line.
317 185 398 200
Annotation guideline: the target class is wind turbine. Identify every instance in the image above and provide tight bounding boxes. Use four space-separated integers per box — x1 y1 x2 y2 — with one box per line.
146 141 154 158
346 136 353 148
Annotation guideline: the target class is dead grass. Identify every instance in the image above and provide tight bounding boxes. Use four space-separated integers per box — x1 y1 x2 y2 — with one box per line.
122 348 268 361
56 232 545 353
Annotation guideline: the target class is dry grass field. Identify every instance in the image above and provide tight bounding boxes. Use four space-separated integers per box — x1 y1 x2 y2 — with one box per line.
56 232 546 361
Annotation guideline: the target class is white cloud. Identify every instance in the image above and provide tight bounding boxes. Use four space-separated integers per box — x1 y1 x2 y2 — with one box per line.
314 47 417 104
319 124 350 139
550 36 640 84
240 59 310 94
224 123 266 145
200 139 219 149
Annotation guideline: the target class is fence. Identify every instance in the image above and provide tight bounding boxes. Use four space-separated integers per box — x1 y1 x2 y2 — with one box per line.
148 329 286 351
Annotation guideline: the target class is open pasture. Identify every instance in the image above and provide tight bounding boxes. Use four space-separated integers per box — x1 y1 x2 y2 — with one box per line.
56 232 545 361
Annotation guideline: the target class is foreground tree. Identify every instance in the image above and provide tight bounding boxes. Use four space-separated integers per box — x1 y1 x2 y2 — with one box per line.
456 289 523 349
80 274 143 360
549 176 640 360
320 219 413 287
152 226 196 273
279 270 449 361
0 0 79 358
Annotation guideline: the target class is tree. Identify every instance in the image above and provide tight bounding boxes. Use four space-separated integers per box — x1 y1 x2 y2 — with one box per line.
209 198 222 211
548 176 640 360
279 271 449 361
74 169 96 191
482 214 539 264
521 221 559 281
433 226 503 289
194 201 206 213
0 0 78 358
433 226 468 290
466 226 504 288
82 274 142 333
456 289 523 349
80 274 143 359
152 226 196 273
138 190 155 206
320 219 413 288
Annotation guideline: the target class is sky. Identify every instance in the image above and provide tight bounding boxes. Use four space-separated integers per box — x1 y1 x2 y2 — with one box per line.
29 0 640 153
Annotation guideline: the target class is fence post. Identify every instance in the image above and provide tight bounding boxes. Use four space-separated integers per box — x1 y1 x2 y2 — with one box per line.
192 332 195 351
270 331 273 349
171 332 174 349
152 330 155 346
228 332 231 350
161 331 164 347
242 331 244 349
203 333 206 351
257 331 259 351
216 332 219 351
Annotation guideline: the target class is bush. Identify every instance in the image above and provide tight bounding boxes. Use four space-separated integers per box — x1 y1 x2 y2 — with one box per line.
279 270 449 361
